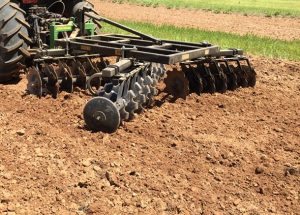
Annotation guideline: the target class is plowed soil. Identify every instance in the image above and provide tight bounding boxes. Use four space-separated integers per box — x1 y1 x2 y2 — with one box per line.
91 0 300 41
0 56 299 214
1 1 300 214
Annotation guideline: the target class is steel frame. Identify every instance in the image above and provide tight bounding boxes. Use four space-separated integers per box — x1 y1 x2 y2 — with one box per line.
53 34 243 65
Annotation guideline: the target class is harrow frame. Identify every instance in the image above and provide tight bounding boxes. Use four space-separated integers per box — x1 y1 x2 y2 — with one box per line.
37 9 245 65
53 34 244 65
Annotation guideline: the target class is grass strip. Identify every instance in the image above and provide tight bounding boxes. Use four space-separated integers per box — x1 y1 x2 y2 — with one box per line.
101 20 300 61
112 0 300 17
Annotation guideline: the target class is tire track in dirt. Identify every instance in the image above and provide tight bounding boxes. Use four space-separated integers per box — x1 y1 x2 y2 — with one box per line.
91 0 300 41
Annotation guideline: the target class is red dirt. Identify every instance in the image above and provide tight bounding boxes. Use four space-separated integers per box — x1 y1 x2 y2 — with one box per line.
0 1 300 214
0 56 299 214
90 0 300 41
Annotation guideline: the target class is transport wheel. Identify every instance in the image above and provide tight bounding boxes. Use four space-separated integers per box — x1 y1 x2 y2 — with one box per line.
0 0 30 82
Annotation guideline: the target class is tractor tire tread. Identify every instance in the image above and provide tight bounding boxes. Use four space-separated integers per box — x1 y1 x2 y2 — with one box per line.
0 1 29 82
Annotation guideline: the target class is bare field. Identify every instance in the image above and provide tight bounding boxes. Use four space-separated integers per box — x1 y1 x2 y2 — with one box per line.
113 0 300 17
91 0 300 41
0 57 299 214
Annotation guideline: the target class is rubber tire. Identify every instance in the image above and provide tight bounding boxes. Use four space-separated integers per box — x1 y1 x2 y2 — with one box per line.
0 0 29 82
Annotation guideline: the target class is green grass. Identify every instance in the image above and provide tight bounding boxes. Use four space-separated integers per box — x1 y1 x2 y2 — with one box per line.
113 0 300 17
101 20 300 61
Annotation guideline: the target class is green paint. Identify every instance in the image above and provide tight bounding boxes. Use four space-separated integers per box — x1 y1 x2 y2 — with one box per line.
85 21 96 36
50 20 95 48
50 21 74 48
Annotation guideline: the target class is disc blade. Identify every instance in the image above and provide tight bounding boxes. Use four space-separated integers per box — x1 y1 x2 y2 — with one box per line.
164 69 189 99
241 64 257 87
220 63 238 91
60 62 73 93
83 97 120 133
209 62 227 93
44 64 59 98
27 67 42 97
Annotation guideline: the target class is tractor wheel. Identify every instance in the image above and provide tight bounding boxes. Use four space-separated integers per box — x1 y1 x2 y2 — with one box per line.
0 0 30 83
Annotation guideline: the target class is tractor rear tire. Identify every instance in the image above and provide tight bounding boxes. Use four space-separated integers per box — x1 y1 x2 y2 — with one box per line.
0 0 30 83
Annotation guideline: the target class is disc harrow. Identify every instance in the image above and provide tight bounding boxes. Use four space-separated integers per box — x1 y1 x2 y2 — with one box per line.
24 7 257 133
167 56 256 98
84 62 165 133
27 57 108 98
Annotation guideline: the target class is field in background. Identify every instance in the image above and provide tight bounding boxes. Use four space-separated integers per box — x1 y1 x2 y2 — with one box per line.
102 21 300 61
112 0 300 17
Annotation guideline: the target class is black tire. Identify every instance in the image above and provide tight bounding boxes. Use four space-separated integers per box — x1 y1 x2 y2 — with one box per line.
0 0 30 82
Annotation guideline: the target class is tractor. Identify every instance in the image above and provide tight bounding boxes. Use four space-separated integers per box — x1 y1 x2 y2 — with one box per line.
0 0 94 82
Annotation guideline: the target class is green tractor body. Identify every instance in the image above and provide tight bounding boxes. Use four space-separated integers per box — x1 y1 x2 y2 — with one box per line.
0 0 93 82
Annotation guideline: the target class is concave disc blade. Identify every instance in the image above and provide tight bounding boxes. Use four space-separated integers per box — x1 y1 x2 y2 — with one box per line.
83 97 120 133
164 69 189 99
27 67 42 97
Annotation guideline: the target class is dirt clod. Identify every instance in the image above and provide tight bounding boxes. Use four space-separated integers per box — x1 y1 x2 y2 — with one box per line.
105 171 119 187
16 129 25 136
284 167 299 176
255 167 264 174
